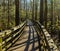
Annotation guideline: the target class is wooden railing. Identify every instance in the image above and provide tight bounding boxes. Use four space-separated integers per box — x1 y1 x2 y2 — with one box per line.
33 21 59 51
0 21 26 51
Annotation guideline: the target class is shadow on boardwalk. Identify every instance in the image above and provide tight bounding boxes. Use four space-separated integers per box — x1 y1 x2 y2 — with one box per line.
8 21 40 51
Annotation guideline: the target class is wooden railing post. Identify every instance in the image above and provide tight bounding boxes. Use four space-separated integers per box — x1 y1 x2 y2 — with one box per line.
0 36 2 51
5 32 7 51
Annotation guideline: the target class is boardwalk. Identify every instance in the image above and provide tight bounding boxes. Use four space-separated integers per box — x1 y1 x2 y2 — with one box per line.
8 21 40 51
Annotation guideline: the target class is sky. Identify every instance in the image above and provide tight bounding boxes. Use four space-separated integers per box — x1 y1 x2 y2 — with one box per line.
0 0 50 4
0 0 30 4
0 0 2 3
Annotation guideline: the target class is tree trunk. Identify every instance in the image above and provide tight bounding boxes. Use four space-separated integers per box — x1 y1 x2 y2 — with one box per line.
40 0 44 25
32 0 34 20
44 0 47 29
51 0 54 33
7 0 10 28
24 0 26 10
26 0 27 19
15 0 20 26
35 0 38 20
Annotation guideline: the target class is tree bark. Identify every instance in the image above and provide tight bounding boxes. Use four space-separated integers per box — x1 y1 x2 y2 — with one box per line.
51 0 54 33
35 0 38 20
7 0 10 28
40 0 44 25
15 0 20 26
44 0 47 29
32 0 34 20
26 0 27 19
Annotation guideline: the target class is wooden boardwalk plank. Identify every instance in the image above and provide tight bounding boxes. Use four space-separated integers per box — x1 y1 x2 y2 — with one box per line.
8 21 40 51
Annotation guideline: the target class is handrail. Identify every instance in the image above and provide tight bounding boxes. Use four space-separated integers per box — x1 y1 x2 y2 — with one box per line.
0 21 26 37
0 21 27 51
33 21 59 51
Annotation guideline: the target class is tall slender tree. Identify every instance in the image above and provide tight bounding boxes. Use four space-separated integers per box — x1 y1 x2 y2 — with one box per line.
7 0 10 28
44 0 48 29
35 0 38 20
50 0 54 33
40 0 44 25
19 0 21 23
26 0 27 19
15 0 20 26
32 0 34 20
2 0 6 30
24 0 26 10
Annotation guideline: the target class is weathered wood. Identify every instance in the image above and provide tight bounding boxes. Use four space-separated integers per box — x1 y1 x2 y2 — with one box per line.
8 23 40 51
0 21 26 37
0 21 26 51
0 36 2 51
33 21 59 51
